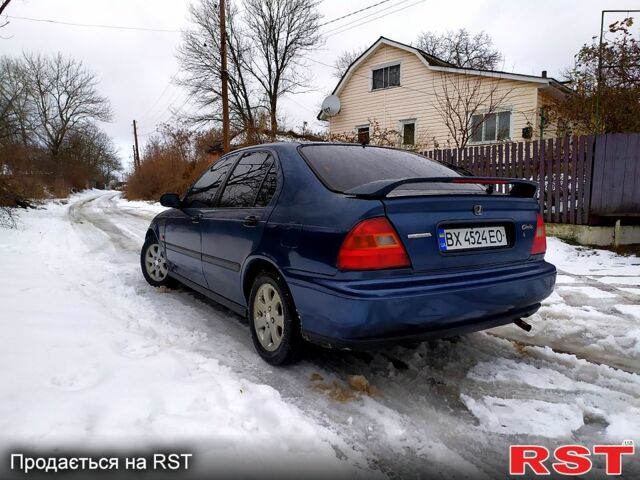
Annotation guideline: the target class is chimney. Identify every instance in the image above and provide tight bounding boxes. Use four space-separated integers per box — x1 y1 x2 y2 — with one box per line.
541 70 547 78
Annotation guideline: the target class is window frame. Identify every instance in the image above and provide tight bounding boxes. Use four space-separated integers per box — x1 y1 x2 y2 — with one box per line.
356 124 370 144
468 108 513 145
369 61 402 91
398 118 417 147
182 153 240 209
216 150 280 210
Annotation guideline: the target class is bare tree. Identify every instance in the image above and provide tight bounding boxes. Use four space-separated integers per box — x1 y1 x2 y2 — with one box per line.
60 123 122 188
416 29 503 70
0 0 12 29
0 0 12 16
432 72 513 148
21 52 112 178
178 0 323 140
177 0 259 138
243 0 322 136
332 47 366 79
0 56 31 144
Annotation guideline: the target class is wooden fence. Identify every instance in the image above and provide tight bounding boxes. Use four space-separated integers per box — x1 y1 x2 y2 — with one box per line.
421 133 640 225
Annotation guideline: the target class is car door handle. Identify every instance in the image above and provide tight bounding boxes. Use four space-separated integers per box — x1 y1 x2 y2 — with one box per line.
243 215 259 227
191 213 203 224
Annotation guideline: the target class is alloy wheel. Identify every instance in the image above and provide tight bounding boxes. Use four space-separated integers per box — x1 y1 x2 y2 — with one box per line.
144 243 168 282
253 283 284 351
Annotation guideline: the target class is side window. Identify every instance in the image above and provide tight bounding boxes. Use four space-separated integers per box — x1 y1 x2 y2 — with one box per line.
183 155 238 208
218 152 274 208
255 165 277 207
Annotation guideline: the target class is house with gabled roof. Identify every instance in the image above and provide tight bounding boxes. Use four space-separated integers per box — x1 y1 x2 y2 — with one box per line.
320 37 570 149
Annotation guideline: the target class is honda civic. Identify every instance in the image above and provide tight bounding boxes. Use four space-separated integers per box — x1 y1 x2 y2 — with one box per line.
140 143 556 365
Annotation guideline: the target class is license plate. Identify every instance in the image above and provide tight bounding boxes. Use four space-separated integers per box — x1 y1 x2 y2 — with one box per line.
438 226 508 251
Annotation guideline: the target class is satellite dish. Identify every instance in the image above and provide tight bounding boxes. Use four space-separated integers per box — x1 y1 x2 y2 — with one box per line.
321 95 341 117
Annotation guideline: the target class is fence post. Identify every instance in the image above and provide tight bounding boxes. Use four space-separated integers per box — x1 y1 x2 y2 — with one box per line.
546 139 554 223
584 135 596 225
570 136 578 225
562 136 570 224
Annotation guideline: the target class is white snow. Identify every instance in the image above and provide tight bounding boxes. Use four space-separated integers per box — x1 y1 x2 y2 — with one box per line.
620 287 640 296
1 190 640 477
546 237 640 277
461 395 585 438
490 238 640 374
465 356 640 442
596 276 640 286
557 285 617 299
555 274 578 284
0 191 375 477
614 305 640 320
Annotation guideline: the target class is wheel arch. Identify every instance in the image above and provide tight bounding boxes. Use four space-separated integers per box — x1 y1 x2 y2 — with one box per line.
241 256 287 303
145 228 157 241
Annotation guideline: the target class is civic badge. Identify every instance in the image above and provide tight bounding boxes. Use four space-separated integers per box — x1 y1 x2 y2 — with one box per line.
473 205 483 216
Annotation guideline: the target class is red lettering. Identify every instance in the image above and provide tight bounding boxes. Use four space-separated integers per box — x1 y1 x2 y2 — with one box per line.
510 445 550 475
593 444 635 475
553 445 592 475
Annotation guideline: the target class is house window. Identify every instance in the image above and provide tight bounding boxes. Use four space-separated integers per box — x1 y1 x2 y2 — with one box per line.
357 126 370 144
400 120 416 146
372 64 400 90
470 111 511 143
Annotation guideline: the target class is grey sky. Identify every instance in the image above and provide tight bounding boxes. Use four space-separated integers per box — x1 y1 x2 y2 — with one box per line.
2 0 639 169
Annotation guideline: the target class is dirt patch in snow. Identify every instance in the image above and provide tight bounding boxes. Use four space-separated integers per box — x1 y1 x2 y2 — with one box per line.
309 373 380 402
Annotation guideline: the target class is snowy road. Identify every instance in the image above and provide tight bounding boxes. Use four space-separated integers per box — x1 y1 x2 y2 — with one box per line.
1 190 640 478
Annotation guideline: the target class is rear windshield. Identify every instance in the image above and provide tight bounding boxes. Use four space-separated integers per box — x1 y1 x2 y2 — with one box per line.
299 144 482 196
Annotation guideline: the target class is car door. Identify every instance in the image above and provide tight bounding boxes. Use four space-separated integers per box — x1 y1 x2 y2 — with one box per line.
200 151 278 305
163 155 237 287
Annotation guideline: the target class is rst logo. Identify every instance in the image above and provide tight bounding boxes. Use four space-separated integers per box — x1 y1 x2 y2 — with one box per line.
509 441 635 476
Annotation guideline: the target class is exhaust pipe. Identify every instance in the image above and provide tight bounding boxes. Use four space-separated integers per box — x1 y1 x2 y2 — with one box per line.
514 318 532 332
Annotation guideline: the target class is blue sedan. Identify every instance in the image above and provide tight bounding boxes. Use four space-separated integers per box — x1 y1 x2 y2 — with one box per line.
141 143 556 365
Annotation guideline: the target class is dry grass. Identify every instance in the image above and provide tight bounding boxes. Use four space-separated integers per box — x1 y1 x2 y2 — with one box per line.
125 154 212 201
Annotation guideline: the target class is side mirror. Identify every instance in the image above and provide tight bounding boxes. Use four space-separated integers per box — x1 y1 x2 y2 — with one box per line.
160 193 181 208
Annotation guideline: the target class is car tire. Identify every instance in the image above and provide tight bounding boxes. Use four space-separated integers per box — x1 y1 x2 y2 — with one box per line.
140 236 177 288
248 271 302 365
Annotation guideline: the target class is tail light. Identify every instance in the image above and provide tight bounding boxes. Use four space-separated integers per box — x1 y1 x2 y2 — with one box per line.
531 213 547 255
337 217 411 270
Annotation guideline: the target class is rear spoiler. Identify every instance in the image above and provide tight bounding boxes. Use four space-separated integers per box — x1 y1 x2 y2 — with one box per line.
344 177 538 199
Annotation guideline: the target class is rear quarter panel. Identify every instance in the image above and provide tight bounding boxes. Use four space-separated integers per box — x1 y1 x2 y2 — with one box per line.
257 146 384 277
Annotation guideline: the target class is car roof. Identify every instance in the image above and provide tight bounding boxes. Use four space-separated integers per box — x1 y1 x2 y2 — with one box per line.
231 142 413 157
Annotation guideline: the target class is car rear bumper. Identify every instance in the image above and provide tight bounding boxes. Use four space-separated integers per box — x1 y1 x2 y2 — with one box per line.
287 260 556 348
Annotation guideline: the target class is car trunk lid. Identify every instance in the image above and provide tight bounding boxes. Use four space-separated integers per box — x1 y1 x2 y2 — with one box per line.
381 194 540 273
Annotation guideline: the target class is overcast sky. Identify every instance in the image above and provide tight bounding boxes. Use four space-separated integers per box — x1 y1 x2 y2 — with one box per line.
2 0 639 170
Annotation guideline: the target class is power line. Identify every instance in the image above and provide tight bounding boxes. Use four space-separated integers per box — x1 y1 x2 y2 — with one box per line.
325 0 424 38
139 86 187 125
319 0 395 27
138 91 198 137
138 75 181 121
323 0 410 36
6 14 181 33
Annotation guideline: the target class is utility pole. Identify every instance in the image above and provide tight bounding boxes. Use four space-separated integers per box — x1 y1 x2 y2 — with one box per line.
219 0 230 153
132 120 141 170
132 145 138 171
